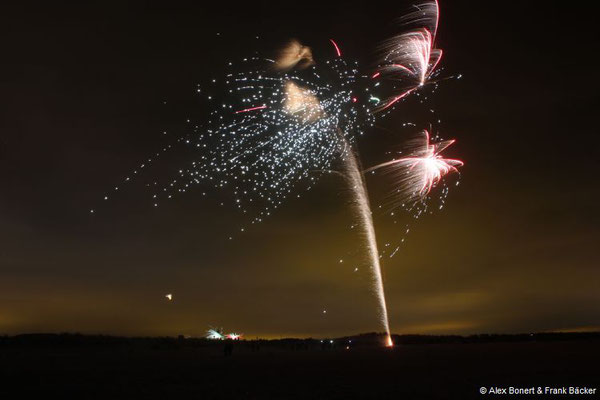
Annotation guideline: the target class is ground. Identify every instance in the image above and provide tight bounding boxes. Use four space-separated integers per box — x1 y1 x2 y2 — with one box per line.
1 335 598 399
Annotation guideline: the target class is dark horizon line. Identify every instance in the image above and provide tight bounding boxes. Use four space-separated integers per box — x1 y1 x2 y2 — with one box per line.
3 331 599 342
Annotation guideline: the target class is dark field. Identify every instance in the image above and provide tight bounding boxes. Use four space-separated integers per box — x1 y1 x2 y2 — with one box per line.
1 334 598 399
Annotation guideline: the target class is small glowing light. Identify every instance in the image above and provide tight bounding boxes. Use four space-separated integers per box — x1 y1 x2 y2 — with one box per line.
165 294 173 301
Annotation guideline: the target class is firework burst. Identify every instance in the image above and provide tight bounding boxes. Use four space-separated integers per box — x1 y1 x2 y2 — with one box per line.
373 0 442 110
366 129 463 208
158 47 372 228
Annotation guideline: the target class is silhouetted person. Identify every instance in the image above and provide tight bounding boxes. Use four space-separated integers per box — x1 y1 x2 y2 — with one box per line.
224 340 233 357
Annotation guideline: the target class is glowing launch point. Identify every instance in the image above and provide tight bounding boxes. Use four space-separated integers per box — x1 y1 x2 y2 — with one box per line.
385 335 394 347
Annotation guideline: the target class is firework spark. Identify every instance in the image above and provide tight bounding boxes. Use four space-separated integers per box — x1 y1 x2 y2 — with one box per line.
380 30 441 87
366 129 463 207
400 0 440 35
329 39 342 57
235 105 267 114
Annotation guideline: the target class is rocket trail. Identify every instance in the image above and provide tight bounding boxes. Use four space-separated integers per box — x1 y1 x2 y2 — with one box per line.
341 139 392 347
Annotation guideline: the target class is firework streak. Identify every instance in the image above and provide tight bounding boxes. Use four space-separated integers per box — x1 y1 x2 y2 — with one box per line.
341 139 392 346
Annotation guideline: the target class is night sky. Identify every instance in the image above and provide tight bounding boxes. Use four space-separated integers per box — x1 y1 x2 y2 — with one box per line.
1 1 598 338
